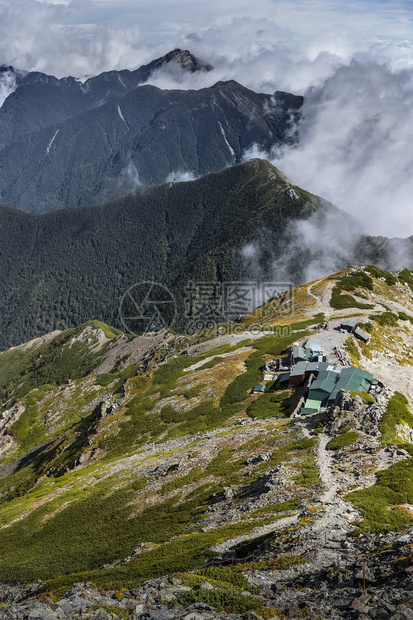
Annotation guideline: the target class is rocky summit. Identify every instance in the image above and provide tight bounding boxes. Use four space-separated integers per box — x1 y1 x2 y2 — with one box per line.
0 267 412 618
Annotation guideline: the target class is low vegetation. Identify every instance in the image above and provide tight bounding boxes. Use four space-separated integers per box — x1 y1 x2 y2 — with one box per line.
220 331 309 406
347 458 413 532
398 268 413 292
345 337 361 362
379 392 413 445
246 391 296 419
330 272 375 310
370 312 399 327
327 431 359 450
365 266 397 286
349 391 374 404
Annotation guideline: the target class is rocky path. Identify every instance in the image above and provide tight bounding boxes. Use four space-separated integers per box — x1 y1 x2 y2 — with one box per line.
289 432 361 570
306 281 335 318
317 432 339 504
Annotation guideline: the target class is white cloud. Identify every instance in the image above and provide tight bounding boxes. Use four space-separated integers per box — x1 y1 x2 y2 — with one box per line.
0 68 17 106
270 59 413 237
166 170 198 183
0 0 411 81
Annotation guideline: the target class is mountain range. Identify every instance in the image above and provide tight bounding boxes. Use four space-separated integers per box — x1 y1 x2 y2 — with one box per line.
1 44 413 620
0 47 412 350
0 49 302 213
0 157 410 351
0 160 326 349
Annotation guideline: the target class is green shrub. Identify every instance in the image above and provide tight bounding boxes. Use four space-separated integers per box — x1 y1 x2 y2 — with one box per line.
370 312 399 327
152 357 192 396
327 431 359 450
182 385 205 399
292 457 319 486
345 337 360 361
398 268 413 292
95 373 116 387
220 351 264 406
330 272 374 310
160 405 182 423
165 402 242 440
349 391 374 404
398 312 413 325
347 457 413 532
246 391 295 420
249 498 302 518
46 520 265 594
198 357 223 370
220 331 309 406
195 565 258 592
379 392 413 445
176 587 260 614
206 448 246 477
287 313 325 330
365 266 397 286
160 467 205 495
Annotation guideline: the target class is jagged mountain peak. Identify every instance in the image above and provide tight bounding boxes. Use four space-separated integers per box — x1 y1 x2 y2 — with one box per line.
136 48 213 77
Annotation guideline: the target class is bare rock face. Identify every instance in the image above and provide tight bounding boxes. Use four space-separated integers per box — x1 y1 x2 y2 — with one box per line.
138 49 213 76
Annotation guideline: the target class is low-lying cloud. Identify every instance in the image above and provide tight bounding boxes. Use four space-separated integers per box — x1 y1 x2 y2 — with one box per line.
0 67 17 106
166 170 198 183
261 60 413 237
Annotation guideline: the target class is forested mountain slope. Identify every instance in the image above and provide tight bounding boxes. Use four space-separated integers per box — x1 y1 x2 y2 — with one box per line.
0 55 302 212
0 158 411 351
0 159 328 349
0 49 212 148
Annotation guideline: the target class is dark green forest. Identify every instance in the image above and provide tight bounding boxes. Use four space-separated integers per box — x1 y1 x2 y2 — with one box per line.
0 159 326 349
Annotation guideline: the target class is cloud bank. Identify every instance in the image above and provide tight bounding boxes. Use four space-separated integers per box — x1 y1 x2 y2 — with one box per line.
248 59 413 237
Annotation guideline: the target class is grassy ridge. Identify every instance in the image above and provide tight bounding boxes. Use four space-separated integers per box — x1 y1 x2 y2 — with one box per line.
330 272 375 310
0 327 320 590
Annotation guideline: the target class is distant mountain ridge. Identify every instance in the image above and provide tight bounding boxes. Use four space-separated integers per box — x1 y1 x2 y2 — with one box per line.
0 158 410 350
0 49 213 147
0 50 303 213
0 159 329 348
0 48 212 100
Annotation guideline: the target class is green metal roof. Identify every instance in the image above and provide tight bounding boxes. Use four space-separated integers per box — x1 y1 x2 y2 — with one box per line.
292 345 307 360
290 361 329 378
301 399 322 414
309 370 338 395
291 361 329 379
306 361 329 373
290 361 309 377
329 367 374 402
354 328 370 343
252 384 266 393
341 319 357 329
